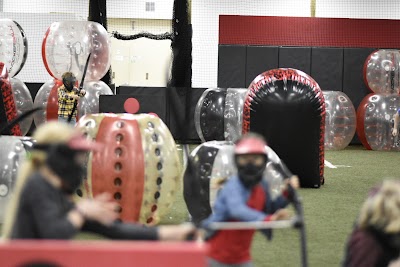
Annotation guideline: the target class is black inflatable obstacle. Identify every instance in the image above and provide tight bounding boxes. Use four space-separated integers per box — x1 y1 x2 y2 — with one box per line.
243 68 325 188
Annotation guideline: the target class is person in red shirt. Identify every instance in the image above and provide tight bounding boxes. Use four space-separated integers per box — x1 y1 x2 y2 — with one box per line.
201 133 299 267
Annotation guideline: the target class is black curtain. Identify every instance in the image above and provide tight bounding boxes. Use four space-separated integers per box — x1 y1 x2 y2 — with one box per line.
88 0 112 86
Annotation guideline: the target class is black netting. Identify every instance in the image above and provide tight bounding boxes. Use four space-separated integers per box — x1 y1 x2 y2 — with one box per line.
111 31 173 41
169 0 192 88
88 0 111 86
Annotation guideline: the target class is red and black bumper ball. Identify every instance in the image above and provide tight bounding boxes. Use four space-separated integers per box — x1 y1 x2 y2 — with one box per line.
243 68 325 188
0 62 22 136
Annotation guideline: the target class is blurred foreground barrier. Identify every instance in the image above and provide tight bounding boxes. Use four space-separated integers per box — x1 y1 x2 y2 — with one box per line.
0 241 208 267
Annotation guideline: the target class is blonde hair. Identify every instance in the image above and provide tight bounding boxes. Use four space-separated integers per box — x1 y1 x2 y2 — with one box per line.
1 122 77 239
358 179 400 234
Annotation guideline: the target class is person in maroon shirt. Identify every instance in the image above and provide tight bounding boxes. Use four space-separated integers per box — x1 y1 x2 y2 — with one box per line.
343 180 400 267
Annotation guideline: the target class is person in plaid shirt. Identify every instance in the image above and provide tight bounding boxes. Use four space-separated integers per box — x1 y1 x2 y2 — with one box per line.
58 72 86 125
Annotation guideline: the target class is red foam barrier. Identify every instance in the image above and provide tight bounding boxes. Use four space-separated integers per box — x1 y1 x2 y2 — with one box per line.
220 15 400 48
0 240 208 267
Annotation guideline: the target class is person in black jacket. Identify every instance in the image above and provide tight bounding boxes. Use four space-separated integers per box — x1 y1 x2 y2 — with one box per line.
1 121 194 241
343 179 400 267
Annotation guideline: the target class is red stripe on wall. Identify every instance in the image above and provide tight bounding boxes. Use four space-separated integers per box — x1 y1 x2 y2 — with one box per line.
219 15 400 48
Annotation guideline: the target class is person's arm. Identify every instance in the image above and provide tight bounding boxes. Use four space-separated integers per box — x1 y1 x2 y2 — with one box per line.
82 220 159 240
222 180 269 222
82 221 195 241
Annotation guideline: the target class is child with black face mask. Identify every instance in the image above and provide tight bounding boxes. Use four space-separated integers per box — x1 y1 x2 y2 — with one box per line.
1 122 196 241
57 72 86 125
201 133 299 267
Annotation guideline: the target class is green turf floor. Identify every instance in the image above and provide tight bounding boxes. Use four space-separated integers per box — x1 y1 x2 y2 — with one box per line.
165 145 400 267
2 145 399 267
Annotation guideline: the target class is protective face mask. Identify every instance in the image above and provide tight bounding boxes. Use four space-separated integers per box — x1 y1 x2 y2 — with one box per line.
237 162 265 188
46 145 86 194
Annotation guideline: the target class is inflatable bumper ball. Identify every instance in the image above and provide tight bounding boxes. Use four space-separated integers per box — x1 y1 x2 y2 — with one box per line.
0 19 28 136
10 78 34 135
0 136 33 222
0 19 28 78
0 63 22 136
78 81 113 114
364 49 400 94
76 113 180 225
357 94 400 151
183 141 293 224
323 91 356 150
42 21 111 82
195 88 247 142
33 80 111 126
243 68 325 188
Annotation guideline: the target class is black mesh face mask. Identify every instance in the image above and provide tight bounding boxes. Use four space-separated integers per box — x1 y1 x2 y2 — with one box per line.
62 76 76 91
235 154 268 188
44 144 86 194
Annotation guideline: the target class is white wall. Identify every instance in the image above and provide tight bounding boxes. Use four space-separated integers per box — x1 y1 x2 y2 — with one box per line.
111 38 171 87
108 18 172 35
108 18 172 87
4 0 174 20
316 0 400 19
191 0 311 88
3 1 400 85
107 0 174 19
3 0 88 18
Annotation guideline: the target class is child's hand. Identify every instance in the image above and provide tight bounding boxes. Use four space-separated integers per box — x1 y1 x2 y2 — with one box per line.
287 175 300 189
269 209 290 221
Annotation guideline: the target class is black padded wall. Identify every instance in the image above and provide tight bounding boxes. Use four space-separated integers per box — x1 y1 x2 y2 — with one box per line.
311 48 343 91
168 87 206 142
279 47 312 75
99 93 167 123
218 45 247 88
246 46 279 86
342 48 376 110
101 87 206 143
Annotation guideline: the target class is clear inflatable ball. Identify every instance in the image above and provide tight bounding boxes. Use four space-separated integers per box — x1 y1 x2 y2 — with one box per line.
78 81 113 115
10 78 33 135
357 93 400 151
323 91 356 150
42 21 111 82
195 88 247 142
0 19 28 77
364 49 400 94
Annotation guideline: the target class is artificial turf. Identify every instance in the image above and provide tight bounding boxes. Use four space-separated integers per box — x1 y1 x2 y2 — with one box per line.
166 144 400 267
